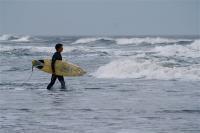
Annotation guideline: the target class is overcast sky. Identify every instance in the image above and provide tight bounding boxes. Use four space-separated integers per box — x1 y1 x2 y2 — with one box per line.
0 0 199 36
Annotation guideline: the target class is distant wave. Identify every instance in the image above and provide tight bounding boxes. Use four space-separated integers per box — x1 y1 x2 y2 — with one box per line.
0 45 76 53
92 57 200 81
1 35 193 45
0 34 31 42
72 37 113 44
0 45 99 56
12 36 31 42
190 39 200 51
115 37 191 45
152 40 200 58
0 34 18 41
72 37 191 45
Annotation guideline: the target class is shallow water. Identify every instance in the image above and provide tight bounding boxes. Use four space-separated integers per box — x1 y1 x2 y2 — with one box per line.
0 35 200 133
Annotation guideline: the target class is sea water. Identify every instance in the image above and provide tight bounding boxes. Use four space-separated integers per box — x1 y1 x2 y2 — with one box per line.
0 35 200 133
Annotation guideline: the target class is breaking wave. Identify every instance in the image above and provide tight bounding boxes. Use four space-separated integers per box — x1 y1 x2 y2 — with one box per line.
72 37 113 44
0 45 101 56
72 36 191 45
12 36 31 42
0 34 18 41
115 37 191 45
0 35 193 45
152 40 200 58
93 40 200 80
93 57 200 81
0 34 31 42
0 45 77 55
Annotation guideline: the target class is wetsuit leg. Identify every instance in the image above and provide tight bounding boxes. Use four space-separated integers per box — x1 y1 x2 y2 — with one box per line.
47 74 57 90
58 76 66 89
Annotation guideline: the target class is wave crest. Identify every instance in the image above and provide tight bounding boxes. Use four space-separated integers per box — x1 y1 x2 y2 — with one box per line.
92 58 200 81
0 34 31 42
12 36 31 42
72 37 191 45
115 37 191 45
153 40 200 58
0 34 18 41
72 37 113 44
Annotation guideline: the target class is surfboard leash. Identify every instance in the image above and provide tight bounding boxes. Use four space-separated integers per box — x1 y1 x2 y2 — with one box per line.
25 62 45 83
21 64 35 85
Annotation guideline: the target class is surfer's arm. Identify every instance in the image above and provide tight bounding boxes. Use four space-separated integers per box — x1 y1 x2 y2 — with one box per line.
51 56 56 74
51 52 62 74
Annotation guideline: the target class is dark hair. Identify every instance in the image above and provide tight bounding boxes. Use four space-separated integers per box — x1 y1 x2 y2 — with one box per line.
55 43 63 50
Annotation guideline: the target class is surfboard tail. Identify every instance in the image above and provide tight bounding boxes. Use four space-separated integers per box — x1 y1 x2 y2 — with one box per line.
32 60 44 69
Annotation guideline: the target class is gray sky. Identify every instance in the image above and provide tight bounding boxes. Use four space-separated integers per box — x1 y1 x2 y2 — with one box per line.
0 0 199 36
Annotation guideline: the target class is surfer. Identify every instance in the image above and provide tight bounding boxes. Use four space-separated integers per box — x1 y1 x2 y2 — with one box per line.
47 43 66 90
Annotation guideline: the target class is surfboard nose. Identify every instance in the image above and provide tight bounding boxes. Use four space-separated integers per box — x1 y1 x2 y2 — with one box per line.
79 69 86 75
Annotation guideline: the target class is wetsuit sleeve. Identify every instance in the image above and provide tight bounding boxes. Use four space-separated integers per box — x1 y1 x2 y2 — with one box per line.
51 54 56 73
51 52 62 73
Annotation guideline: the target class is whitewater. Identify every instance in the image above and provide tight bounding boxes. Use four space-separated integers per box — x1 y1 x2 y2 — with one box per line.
0 34 200 133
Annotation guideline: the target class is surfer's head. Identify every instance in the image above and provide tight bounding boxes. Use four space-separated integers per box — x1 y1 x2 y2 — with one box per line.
55 43 63 52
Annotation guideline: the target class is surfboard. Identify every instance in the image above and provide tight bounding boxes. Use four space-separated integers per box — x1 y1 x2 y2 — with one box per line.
32 59 86 77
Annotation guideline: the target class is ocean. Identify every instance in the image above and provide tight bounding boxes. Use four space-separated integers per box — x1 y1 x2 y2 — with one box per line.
0 34 200 133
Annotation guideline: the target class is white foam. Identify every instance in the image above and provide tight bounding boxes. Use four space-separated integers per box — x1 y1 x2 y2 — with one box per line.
189 39 200 51
0 45 46 52
115 37 189 45
153 40 200 58
0 34 10 41
30 46 77 53
72 37 113 44
0 45 77 53
73 37 182 45
0 34 32 42
0 34 17 41
12 36 31 42
92 57 200 80
73 38 99 44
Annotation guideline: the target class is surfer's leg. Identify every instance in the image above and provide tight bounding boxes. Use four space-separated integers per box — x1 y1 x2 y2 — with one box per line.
58 76 66 89
47 74 57 90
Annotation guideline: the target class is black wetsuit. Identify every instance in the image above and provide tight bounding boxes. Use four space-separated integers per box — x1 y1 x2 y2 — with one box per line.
47 52 66 90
